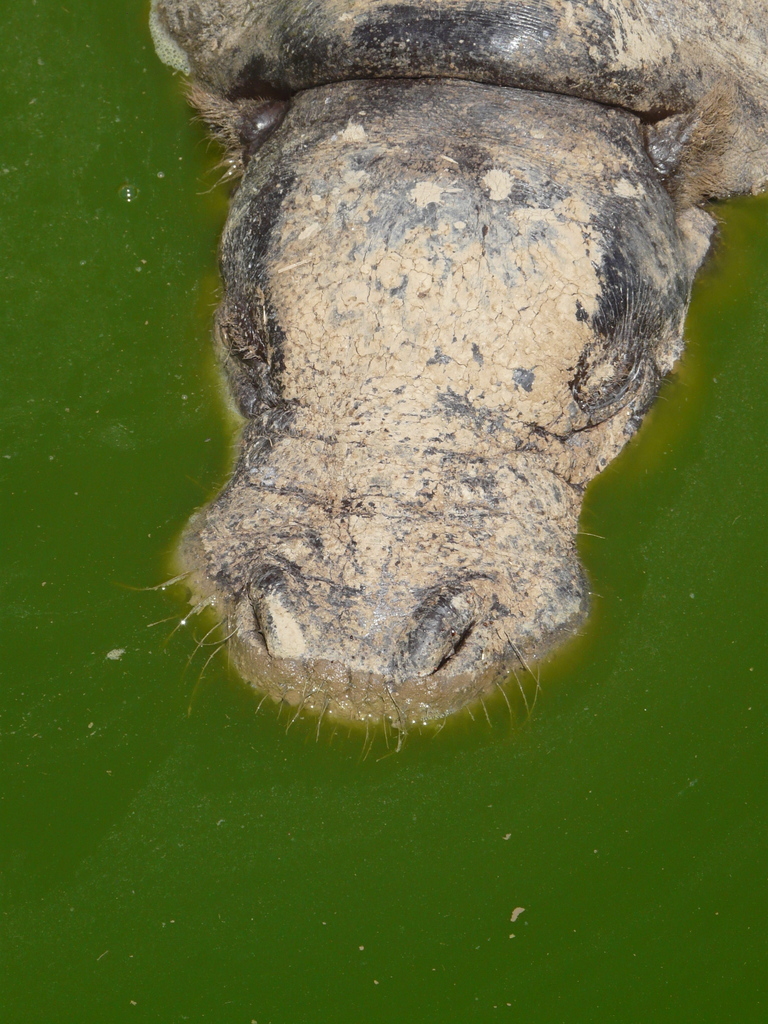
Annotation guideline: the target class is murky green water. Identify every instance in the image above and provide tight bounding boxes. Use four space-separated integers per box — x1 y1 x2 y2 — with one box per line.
2 4 767 1021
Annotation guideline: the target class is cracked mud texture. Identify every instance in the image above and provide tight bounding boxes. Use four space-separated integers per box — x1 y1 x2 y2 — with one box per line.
151 2 767 726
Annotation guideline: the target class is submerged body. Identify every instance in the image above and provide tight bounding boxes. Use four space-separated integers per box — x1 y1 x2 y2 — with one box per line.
151 1 768 724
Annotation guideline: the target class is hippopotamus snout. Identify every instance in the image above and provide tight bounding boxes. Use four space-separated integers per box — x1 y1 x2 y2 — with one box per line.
182 433 589 720
225 545 585 722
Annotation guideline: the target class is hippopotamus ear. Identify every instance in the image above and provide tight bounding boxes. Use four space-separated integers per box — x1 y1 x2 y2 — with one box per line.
645 82 760 205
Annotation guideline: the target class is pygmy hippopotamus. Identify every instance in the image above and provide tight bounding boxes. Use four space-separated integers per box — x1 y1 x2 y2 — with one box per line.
150 1 768 726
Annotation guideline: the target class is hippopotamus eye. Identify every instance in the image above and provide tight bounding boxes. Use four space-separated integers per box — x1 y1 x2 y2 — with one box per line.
394 586 479 679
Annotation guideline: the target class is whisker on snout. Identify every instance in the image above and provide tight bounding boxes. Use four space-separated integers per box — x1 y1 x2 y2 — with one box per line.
146 612 184 629
162 595 216 647
315 698 330 741
480 697 492 727
495 680 514 722
186 627 236 714
510 666 531 716
120 572 192 594
185 618 228 670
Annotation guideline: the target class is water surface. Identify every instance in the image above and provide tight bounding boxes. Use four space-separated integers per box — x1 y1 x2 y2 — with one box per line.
2 4 767 1021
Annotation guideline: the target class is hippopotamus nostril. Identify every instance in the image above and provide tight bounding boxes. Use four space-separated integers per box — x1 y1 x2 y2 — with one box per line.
248 565 307 660
394 585 479 679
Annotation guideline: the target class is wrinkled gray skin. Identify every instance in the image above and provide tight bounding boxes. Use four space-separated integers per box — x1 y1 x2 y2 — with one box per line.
151 0 768 726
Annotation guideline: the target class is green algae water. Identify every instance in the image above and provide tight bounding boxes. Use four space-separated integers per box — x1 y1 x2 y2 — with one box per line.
2 4 767 1021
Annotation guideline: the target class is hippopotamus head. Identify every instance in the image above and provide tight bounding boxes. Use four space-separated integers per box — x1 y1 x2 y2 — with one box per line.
178 79 714 724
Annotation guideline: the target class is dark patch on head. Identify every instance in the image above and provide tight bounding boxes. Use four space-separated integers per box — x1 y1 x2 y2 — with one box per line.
426 347 452 366
226 72 291 104
471 343 484 366
348 3 560 91
512 368 535 393
436 388 508 435
458 471 501 506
